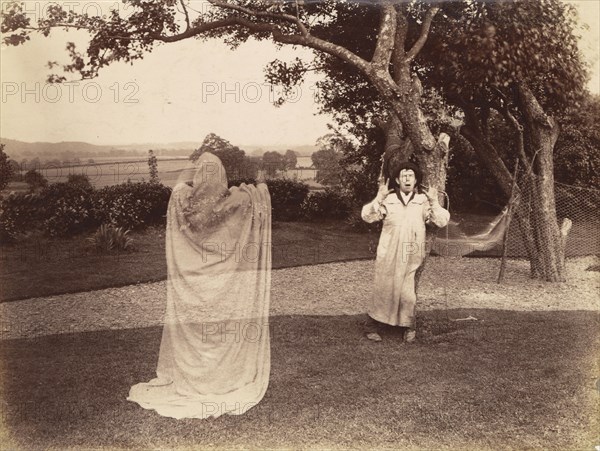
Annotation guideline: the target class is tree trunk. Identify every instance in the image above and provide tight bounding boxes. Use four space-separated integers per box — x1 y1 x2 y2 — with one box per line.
458 85 569 282
517 84 567 282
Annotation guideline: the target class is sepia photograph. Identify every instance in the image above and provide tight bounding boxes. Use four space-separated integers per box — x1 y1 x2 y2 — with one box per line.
1 0 599 449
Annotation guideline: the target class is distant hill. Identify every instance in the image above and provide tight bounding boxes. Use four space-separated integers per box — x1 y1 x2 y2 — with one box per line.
0 138 317 158
0 138 119 155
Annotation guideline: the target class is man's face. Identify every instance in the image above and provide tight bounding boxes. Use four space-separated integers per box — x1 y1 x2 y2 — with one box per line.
396 169 416 194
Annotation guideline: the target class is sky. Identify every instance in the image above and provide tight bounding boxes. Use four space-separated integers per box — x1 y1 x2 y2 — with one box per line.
1 0 598 148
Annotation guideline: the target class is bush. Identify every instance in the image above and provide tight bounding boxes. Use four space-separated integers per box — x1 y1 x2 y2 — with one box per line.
93 181 171 230
0 192 42 242
301 188 351 220
39 182 96 236
345 208 383 234
265 178 309 221
0 182 98 240
67 173 93 190
24 169 48 192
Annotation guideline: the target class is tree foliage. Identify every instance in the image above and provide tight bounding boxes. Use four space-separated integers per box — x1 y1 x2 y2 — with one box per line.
190 133 257 179
311 133 353 186
0 144 15 191
261 151 285 177
425 0 587 111
554 95 600 189
24 169 48 192
283 149 297 170
147 149 159 184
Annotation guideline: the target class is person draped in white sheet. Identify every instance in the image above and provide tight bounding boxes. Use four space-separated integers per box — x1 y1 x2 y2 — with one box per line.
128 152 272 419
362 161 449 343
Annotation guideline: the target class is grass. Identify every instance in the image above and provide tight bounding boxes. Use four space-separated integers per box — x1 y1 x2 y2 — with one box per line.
0 221 378 302
1 309 598 449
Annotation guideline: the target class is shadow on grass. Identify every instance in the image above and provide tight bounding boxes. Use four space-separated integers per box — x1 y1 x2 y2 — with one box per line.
1 310 598 450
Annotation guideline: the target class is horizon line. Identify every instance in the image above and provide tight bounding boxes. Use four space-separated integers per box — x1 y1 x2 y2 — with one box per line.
0 136 318 149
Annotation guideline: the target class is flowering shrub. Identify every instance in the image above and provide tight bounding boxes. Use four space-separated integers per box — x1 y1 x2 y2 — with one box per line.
93 182 171 230
301 188 351 220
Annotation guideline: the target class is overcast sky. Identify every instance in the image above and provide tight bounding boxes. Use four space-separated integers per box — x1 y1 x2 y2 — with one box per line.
1 0 598 148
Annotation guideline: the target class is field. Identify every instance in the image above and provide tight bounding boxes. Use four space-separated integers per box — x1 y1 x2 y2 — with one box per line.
5 156 320 192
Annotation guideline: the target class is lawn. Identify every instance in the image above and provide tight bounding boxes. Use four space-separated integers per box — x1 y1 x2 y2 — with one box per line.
1 310 598 449
2 212 598 301
0 221 378 302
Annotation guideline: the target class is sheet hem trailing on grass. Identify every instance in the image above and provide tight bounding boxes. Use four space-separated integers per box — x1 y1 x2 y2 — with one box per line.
128 152 272 419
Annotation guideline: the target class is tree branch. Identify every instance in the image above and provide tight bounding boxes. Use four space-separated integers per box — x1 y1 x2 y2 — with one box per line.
206 0 309 36
405 6 439 62
179 0 191 31
491 87 532 174
390 6 408 82
157 15 370 73
517 83 553 128
371 2 397 70
19 24 148 42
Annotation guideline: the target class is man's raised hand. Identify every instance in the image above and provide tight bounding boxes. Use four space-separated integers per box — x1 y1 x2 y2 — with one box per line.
424 186 439 204
376 178 394 203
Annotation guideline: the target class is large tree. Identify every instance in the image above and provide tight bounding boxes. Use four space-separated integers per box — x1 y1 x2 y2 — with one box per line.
267 0 589 281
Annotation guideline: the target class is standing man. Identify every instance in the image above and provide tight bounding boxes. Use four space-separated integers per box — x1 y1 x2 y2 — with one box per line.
362 161 449 342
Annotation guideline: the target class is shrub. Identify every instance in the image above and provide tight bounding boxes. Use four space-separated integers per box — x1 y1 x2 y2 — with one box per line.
0 183 97 241
93 181 171 230
67 173 93 190
345 208 383 234
39 182 96 236
301 188 351 220
86 224 133 253
0 192 44 242
265 178 309 221
24 169 48 192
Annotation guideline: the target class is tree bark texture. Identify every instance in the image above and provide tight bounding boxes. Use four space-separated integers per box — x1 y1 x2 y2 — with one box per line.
517 84 566 282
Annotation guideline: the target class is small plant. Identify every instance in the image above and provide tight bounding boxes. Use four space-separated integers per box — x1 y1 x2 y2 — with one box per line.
87 224 133 252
